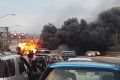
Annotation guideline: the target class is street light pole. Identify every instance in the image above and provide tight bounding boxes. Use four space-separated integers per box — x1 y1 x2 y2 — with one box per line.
0 14 15 50
9 25 20 43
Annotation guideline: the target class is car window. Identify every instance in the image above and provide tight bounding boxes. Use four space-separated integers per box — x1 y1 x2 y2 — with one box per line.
44 69 118 80
17 57 26 75
0 59 15 78
33 57 47 72
4 59 15 77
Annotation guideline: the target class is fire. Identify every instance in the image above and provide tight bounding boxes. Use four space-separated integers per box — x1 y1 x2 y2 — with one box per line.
18 39 42 54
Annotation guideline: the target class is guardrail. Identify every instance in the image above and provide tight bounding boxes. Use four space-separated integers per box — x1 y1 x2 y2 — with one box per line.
105 52 120 56
94 60 120 66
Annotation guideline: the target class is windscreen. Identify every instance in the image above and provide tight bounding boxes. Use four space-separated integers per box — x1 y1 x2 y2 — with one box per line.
44 68 119 80
63 52 76 59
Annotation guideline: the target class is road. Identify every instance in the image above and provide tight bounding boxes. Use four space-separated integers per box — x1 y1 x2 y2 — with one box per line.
9 40 120 64
90 56 120 64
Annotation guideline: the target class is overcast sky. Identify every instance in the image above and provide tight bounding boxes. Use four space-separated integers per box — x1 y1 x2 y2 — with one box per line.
0 0 119 34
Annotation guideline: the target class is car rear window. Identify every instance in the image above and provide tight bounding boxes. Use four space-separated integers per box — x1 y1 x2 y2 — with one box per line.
4 59 15 77
43 68 119 80
0 59 15 78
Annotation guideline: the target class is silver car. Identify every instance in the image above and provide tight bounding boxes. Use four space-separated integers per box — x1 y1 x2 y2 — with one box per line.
0 52 31 80
94 51 101 56
85 51 96 57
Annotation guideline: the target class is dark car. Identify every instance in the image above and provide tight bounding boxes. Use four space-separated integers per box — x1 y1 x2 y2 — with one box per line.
61 51 76 61
30 56 47 80
35 54 63 64
40 61 120 80
36 48 50 54
31 56 47 72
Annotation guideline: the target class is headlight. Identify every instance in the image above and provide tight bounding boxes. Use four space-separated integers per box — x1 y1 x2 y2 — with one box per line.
88 54 92 56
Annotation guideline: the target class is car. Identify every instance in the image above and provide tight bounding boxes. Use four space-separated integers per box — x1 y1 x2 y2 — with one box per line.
40 61 120 80
61 51 76 61
86 51 96 57
31 56 48 72
36 48 50 54
68 57 92 61
94 51 101 56
35 54 63 64
0 51 31 80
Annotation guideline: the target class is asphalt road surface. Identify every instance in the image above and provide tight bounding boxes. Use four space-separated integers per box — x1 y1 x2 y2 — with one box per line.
90 56 120 64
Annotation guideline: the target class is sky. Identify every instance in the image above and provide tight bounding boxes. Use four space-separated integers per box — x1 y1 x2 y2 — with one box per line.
0 0 119 34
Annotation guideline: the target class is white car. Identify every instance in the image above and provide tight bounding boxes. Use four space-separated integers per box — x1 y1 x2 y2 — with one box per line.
0 51 31 80
85 51 96 57
94 51 101 56
68 58 92 61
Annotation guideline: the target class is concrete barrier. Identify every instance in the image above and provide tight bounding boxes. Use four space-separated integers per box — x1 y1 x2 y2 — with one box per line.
105 52 120 57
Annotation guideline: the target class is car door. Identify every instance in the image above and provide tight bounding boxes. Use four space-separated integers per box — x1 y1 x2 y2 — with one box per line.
3 59 16 80
17 57 30 80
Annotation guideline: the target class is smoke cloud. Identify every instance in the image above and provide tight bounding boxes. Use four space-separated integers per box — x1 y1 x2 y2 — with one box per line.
1 0 120 33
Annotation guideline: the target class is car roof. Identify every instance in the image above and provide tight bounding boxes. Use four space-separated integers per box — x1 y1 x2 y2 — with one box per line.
86 51 99 52
68 58 92 61
62 51 75 53
37 54 58 56
86 51 94 52
48 61 120 71
36 54 48 55
37 48 50 51
0 51 20 60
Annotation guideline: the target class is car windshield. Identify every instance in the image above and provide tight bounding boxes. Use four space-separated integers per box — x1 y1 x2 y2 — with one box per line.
44 69 119 80
36 51 50 54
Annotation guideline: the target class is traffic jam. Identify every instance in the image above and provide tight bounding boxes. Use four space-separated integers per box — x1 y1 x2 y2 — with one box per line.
0 0 120 80
3 39 117 80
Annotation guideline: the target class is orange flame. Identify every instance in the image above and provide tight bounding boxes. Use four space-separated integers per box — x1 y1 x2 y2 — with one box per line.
18 39 41 54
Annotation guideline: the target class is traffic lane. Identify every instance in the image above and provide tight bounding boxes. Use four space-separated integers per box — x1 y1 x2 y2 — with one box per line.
90 56 120 64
